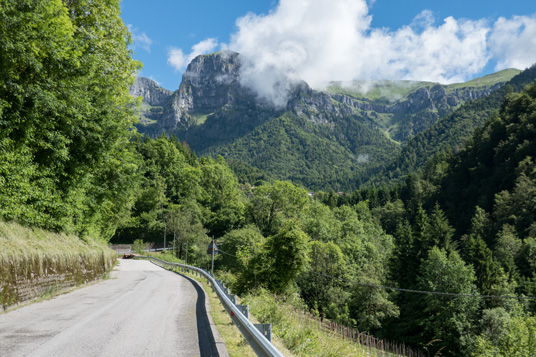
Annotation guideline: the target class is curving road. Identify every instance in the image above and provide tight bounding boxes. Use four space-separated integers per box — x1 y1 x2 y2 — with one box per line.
0 259 227 357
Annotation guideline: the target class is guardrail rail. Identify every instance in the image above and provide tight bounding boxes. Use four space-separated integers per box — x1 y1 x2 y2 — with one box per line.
137 256 284 357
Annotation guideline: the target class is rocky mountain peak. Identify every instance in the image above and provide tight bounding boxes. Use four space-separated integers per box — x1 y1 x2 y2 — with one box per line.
130 77 172 106
177 50 243 112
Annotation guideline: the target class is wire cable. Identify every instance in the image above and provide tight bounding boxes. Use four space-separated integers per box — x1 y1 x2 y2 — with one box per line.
216 249 535 300
308 271 536 300
218 248 238 258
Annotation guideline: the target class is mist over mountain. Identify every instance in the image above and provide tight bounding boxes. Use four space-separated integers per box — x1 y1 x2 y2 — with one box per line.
131 51 523 190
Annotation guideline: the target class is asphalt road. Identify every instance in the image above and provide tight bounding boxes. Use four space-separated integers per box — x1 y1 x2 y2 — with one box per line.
0 259 227 357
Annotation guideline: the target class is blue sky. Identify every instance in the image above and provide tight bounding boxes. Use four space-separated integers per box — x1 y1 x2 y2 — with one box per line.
121 0 536 92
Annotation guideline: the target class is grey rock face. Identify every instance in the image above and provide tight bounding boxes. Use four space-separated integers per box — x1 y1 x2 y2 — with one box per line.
327 82 502 141
177 50 243 112
287 82 354 125
130 77 172 106
130 51 263 134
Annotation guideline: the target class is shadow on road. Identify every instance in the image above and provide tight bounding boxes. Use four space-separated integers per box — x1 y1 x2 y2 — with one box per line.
180 273 221 357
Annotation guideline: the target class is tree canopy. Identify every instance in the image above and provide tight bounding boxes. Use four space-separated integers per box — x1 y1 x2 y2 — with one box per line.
0 0 139 238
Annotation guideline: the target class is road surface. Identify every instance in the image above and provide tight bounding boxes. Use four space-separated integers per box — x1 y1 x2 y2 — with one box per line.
0 259 227 357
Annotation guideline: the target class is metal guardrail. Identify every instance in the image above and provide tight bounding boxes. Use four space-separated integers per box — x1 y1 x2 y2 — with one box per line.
136 256 284 357
113 248 173 254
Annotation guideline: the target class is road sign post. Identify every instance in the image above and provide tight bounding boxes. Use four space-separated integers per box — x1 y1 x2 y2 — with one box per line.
207 238 218 276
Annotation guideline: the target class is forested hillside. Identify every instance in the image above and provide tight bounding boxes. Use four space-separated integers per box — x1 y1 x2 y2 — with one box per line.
394 82 536 355
316 82 536 355
202 110 400 190
369 65 536 186
112 82 536 356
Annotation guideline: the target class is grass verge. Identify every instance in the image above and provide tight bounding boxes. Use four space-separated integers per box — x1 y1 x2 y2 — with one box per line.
243 290 375 356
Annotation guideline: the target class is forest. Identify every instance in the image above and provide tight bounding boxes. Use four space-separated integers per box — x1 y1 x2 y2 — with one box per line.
1 0 535 356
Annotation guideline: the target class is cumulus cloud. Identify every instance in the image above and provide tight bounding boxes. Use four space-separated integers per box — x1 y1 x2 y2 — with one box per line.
489 15 536 70
382 15 490 83
128 25 153 53
190 38 219 61
167 48 187 71
226 0 535 106
229 0 372 106
167 38 219 71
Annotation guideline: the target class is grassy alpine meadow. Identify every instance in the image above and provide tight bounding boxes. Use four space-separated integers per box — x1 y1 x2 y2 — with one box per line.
0 221 116 310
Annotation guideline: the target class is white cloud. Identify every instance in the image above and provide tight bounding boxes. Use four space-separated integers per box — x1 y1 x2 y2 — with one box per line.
410 10 435 30
167 48 186 71
188 38 219 63
383 16 490 83
228 0 494 106
167 38 219 72
489 15 536 70
128 25 153 53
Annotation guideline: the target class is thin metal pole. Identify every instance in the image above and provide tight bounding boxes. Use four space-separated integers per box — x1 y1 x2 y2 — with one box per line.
160 189 166 251
211 237 215 276
173 231 176 257
185 240 189 264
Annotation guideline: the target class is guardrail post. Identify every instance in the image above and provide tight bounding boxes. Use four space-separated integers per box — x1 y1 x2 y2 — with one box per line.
236 304 249 319
227 294 237 304
254 323 272 342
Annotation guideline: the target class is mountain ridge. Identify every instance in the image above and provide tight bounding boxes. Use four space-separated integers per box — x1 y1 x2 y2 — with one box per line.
130 51 522 190
367 64 536 187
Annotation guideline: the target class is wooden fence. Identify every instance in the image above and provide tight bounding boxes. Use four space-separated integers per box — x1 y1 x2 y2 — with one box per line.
293 309 426 357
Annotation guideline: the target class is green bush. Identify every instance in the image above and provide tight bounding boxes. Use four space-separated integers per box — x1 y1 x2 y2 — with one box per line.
132 239 146 254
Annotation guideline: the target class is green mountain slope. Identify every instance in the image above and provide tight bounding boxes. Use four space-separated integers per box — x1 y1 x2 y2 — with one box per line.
433 79 536 236
327 69 521 101
324 70 520 143
202 111 399 191
446 68 522 90
325 80 435 101
368 65 536 186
